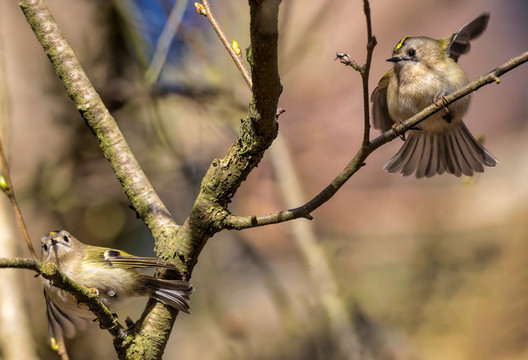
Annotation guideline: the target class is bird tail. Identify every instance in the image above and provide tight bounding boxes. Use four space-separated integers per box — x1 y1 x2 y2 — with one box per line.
383 122 497 178
45 294 89 346
146 278 194 313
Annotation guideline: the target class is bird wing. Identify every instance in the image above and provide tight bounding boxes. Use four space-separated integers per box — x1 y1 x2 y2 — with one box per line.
371 68 394 132
448 13 489 62
96 248 178 270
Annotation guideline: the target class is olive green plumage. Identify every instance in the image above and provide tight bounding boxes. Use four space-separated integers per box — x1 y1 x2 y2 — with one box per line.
40 230 193 346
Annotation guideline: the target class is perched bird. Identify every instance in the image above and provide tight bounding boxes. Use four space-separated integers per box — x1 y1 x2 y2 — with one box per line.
371 13 497 178
40 230 193 347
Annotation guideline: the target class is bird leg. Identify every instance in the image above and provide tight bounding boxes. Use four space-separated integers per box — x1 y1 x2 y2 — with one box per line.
434 96 452 123
392 122 407 141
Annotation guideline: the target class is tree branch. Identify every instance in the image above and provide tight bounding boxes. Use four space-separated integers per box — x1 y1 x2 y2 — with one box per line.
248 0 282 138
18 1 186 357
0 140 37 259
336 0 377 147
121 1 282 358
361 0 376 146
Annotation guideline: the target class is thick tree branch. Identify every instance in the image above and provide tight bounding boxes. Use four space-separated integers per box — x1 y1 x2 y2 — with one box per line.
248 0 282 138
223 50 528 230
0 258 125 339
124 1 283 358
18 1 187 358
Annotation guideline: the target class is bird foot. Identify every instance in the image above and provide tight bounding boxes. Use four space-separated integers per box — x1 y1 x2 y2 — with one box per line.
434 96 452 123
392 122 406 140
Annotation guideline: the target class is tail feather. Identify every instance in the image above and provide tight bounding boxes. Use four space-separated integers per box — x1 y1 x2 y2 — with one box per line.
383 133 418 173
146 278 194 314
445 133 462 176
451 134 470 176
401 135 425 176
453 126 484 173
384 123 497 178
433 134 445 175
458 123 497 166
416 134 433 178
438 133 449 175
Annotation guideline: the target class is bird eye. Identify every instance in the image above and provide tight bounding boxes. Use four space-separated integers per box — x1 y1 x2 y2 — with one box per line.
42 243 48 252
107 250 120 257
408 49 416 57
63 235 70 243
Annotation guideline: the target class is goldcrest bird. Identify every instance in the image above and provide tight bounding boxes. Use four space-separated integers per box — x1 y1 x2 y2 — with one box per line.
40 230 193 346
371 13 497 178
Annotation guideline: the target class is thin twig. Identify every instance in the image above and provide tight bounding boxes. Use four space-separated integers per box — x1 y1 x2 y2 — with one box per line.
336 0 377 146
363 0 373 44
360 0 376 146
56 343 69 360
335 52 362 72
145 0 188 84
223 50 528 230
200 0 253 88
0 141 37 259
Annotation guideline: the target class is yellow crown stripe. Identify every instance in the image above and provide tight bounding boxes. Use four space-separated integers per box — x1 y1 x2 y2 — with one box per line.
395 36 410 51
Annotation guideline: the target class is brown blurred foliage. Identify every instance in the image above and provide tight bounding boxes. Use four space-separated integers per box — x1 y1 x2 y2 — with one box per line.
1 0 528 359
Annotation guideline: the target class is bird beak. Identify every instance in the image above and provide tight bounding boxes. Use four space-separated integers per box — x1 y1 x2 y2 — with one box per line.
386 56 401 62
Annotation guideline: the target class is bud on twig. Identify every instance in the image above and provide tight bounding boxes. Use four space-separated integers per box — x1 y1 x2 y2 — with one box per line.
194 2 207 16
0 175 9 193
231 40 241 55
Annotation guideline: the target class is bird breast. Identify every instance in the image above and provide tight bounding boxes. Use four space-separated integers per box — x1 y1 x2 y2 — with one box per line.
387 60 470 130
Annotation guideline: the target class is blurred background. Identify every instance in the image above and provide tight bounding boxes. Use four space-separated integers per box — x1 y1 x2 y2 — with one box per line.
1 0 528 359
